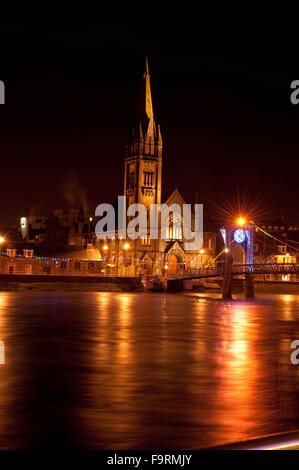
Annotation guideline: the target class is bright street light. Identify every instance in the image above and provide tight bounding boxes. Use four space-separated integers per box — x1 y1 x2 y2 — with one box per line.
236 217 246 226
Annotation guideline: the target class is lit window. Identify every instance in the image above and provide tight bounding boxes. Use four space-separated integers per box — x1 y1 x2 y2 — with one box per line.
141 236 151 246
166 214 182 240
143 171 154 186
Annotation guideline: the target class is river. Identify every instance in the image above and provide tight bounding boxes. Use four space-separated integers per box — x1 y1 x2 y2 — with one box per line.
0 291 298 449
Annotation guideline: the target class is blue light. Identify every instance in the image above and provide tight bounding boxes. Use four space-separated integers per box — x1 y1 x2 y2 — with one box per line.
234 229 246 244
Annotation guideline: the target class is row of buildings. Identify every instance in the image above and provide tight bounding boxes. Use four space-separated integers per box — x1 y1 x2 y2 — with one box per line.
0 59 298 279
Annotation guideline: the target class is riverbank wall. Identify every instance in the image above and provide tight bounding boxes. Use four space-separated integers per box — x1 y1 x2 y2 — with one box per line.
0 274 143 292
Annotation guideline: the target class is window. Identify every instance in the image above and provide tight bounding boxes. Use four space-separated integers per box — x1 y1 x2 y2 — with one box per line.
6 249 16 258
128 172 135 188
127 164 135 189
208 238 212 251
60 261 67 271
23 249 33 258
141 236 151 246
278 245 287 254
88 262 95 272
8 265 14 274
166 213 182 240
25 265 32 274
74 262 81 271
143 171 154 186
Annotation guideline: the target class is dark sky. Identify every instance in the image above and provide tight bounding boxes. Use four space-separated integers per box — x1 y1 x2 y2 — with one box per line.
1 11 299 226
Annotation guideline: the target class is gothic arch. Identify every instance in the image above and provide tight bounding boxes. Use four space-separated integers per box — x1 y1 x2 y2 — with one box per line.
166 249 185 273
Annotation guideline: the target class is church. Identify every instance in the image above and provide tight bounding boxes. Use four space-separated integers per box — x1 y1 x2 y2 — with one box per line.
98 57 216 276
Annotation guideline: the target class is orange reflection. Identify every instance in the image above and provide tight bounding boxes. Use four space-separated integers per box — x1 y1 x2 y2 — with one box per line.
213 304 262 442
87 293 137 447
278 337 296 416
279 295 296 321
0 293 8 361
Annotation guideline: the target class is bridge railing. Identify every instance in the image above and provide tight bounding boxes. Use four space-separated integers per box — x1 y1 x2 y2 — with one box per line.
166 263 299 280
232 263 299 274
166 267 223 279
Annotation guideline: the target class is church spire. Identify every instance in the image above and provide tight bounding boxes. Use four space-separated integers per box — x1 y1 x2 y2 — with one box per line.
126 56 162 159
124 56 162 208
136 55 154 137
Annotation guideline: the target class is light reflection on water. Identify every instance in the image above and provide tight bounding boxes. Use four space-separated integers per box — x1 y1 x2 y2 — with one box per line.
0 291 298 448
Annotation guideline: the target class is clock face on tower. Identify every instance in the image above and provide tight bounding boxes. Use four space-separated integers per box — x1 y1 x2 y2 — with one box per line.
233 229 246 244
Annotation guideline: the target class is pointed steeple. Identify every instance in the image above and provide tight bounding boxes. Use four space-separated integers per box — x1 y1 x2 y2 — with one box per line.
124 57 163 208
136 55 154 138
126 56 162 159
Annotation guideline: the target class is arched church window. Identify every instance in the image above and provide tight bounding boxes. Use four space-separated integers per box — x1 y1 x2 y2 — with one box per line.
144 171 154 186
128 170 135 188
166 213 182 240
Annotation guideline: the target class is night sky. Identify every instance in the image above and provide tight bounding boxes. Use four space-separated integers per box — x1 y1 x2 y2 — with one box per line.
1 12 299 226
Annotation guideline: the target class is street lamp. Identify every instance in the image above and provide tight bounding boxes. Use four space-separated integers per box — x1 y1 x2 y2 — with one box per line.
236 217 246 227
0 237 5 244
122 243 130 274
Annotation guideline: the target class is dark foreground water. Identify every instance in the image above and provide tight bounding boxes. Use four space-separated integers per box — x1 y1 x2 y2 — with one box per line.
0 291 298 449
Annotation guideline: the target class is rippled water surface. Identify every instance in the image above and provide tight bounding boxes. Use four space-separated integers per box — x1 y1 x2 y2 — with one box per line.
0 291 298 449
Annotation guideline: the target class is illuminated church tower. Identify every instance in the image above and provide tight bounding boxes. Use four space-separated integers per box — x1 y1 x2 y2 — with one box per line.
124 56 162 209
98 56 216 277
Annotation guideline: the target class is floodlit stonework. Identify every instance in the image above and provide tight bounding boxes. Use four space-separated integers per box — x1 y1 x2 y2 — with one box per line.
98 58 216 276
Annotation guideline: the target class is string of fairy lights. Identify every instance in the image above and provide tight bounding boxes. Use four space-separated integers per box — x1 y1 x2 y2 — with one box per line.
0 251 189 265
0 219 294 267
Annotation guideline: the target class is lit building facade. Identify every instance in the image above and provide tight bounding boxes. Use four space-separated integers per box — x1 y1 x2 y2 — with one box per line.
98 58 216 276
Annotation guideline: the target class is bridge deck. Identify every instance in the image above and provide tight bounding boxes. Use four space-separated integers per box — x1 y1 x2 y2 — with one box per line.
166 263 299 280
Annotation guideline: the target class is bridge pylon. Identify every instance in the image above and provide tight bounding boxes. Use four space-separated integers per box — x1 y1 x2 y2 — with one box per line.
221 220 255 299
245 273 255 299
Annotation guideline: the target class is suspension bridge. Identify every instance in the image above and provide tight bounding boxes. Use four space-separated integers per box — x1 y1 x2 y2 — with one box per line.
166 263 299 280
165 263 299 297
